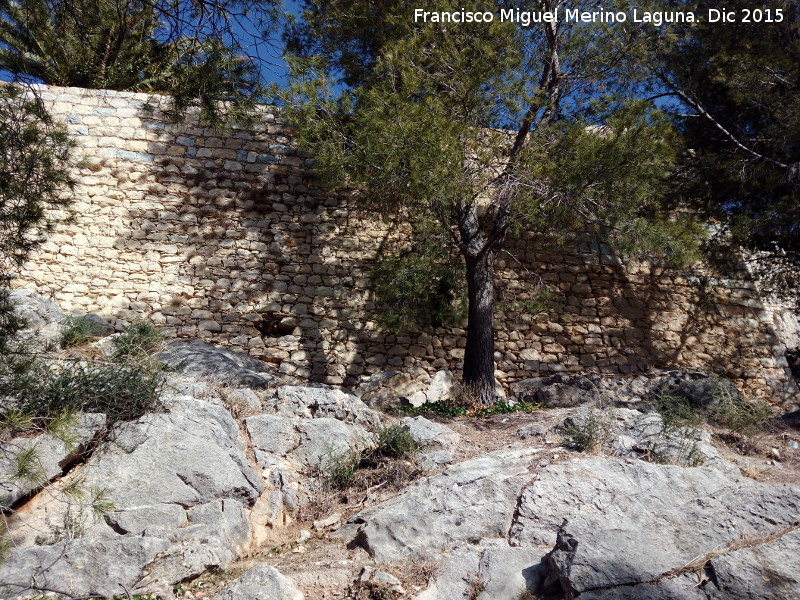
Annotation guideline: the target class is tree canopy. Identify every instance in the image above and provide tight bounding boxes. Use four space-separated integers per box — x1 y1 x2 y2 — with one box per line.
286 0 702 403
643 0 799 293
0 0 282 123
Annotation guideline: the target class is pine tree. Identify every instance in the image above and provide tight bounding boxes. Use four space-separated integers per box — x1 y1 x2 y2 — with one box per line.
0 0 280 124
286 0 700 404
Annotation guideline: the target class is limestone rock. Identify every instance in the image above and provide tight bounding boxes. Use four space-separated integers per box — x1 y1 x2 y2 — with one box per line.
0 413 106 507
216 564 304 600
514 373 600 408
0 537 171 599
263 385 382 429
246 413 371 535
511 457 800 597
415 539 541 600
0 395 262 596
425 370 457 404
400 416 460 451
337 448 540 562
246 414 372 474
82 313 115 337
8 289 65 350
157 338 278 388
355 371 427 409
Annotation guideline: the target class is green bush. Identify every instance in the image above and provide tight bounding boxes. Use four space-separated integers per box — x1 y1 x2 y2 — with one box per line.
323 450 361 490
113 321 163 361
373 424 418 459
60 315 98 348
1 359 164 426
559 413 610 453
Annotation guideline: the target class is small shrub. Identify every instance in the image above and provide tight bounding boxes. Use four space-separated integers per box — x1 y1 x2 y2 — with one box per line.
323 450 361 490
373 425 418 460
653 391 703 431
60 315 97 348
641 392 702 465
1 359 164 426
559 412 612 453
113 321 163 361
707 388 772 432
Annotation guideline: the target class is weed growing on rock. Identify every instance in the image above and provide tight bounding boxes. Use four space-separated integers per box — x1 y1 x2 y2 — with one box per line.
372 425 418 460
324 450 362 490
60 315 98 348
559 411 613 453
112 321 163 361
321 425 421 494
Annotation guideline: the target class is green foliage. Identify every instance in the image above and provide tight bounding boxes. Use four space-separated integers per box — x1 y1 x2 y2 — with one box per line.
372 425 418 460
286 0 704 404
707 390 772 432
471 401 542 418
1 359 164 425
398 400 468 418
60 315 98 348
0 0 277 126
322 424 418 491
322 450 361 490
648 0 800 286
0 86 73 271
559 413 612 453
371 249 464 332
112 320 163 361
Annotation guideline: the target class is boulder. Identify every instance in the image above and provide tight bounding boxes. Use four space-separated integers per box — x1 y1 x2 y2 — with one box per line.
513 373 600 408
81 314 115 337
263 385 382 429
157 338 278 388
8 288 65 350
355 371 427 409
510 457 800 598
245 413 372 537
652 370 741 410
512 373 650 407
400 416 461 451
336 448 540 562
0 394 262 596
217 564 304 600
415 539 541 600
0 537 171 599
0 413 106 507
425 370 458 404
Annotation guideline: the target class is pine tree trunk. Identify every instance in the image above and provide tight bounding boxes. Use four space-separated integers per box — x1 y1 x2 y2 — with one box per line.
462 250 497 405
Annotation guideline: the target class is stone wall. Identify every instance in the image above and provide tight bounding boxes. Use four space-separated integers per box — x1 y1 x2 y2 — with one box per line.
12 85 797 403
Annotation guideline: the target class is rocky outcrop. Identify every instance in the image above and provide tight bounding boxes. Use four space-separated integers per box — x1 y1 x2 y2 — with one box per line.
216 565 304 600
157 338 280 388
7 289 65 350
0 413 106 507
336 448 540 563
334 448 800 600
1 392 263 597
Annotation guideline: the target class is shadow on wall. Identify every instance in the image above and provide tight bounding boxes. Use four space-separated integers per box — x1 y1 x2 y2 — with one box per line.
16 85 794 399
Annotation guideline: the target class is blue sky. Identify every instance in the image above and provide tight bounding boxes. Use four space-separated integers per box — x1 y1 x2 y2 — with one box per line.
0 0 305 88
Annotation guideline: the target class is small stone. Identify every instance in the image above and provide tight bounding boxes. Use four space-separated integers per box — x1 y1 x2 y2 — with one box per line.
295 529 311 544
313 513 342 530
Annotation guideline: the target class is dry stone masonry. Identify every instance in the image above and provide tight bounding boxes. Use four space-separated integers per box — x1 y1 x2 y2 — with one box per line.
13 85 797 404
